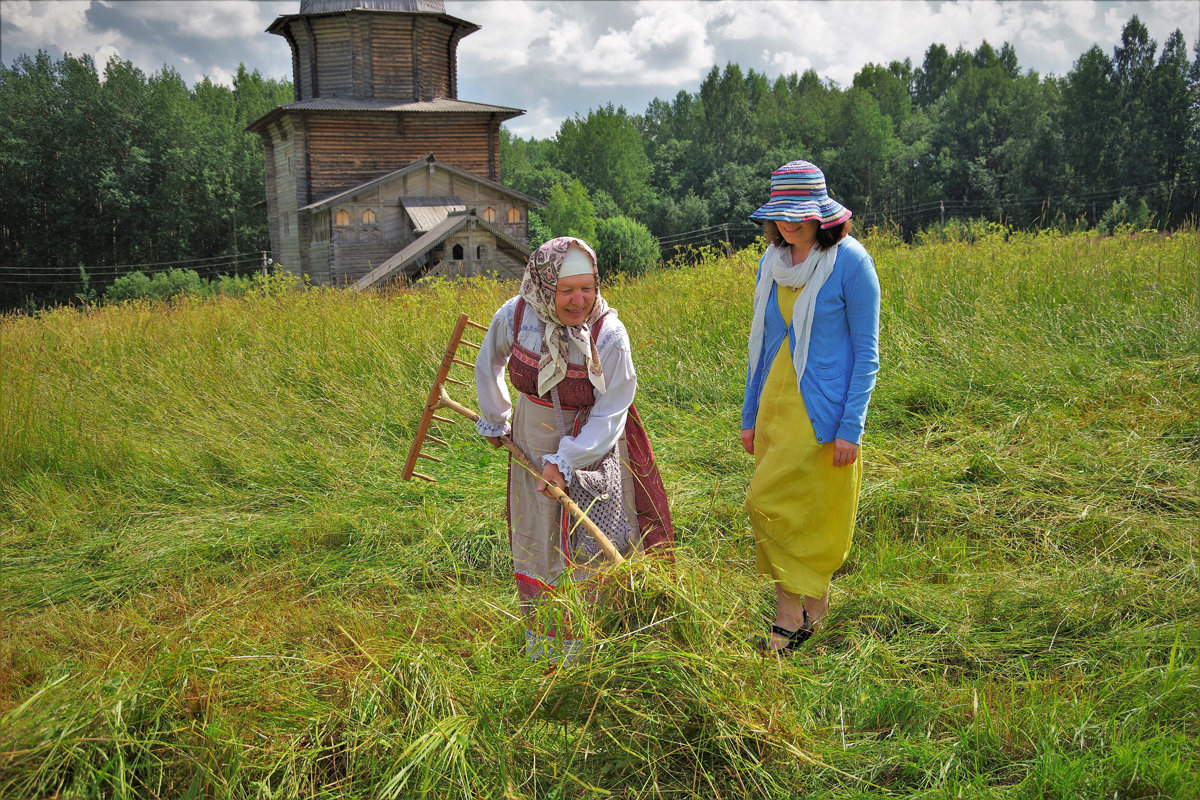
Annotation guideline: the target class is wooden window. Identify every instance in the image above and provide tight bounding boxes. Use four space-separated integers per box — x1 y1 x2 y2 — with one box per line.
452 244 464 260
477 245 487 259
507 208 521 223
335 209 350 226
482 207 496 222
361 209 377 225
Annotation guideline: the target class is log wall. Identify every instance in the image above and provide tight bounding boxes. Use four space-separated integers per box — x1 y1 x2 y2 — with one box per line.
330 239 404 285
277 13 466 103
261 117 307 276
296 111 500 201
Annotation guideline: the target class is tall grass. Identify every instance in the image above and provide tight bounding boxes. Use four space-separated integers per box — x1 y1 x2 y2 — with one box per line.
2 229 1197 798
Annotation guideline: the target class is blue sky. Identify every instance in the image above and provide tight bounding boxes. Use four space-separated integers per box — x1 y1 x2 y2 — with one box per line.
2 0 1196 138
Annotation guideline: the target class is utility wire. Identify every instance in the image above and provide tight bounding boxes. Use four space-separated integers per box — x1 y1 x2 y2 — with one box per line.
3 250 267 274
0 254 269 286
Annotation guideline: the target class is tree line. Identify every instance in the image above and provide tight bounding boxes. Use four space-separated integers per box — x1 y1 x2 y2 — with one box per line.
2 15 1196 311
503 15 1199 254
0 52 292 310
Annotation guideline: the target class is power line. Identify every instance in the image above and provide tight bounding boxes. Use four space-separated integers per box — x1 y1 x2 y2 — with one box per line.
1 259 263 279
854 176 1199 226
0 253 270 286
647 175 1198 252
2 250 267 274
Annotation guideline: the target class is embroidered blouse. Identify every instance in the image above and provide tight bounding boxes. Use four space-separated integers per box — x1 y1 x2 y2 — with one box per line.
475 295 637 482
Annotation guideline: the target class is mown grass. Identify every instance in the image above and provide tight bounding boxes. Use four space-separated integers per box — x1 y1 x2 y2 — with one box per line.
1 228 1197 798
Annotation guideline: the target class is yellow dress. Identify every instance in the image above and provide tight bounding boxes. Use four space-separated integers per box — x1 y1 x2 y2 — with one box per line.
746 284 862 598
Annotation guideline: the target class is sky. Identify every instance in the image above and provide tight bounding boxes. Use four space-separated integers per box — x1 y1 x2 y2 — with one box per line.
2 0 1197 139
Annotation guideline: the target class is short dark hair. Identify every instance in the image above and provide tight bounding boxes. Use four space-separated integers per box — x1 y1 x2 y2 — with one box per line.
763 219 851 251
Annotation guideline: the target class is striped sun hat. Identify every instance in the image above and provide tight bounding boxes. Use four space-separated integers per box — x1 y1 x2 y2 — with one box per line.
749 160 852 228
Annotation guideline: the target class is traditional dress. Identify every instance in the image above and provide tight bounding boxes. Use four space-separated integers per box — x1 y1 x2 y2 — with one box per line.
475 238 672 659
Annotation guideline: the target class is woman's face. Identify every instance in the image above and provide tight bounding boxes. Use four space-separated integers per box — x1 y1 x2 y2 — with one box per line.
776 219 820 246
554 272 597 326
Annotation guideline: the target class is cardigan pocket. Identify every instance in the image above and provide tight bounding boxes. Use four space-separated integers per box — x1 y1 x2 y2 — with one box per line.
813 361 842 378
813 372 849 405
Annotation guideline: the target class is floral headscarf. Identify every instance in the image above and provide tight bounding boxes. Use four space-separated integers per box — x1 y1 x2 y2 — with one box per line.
519 236 610 397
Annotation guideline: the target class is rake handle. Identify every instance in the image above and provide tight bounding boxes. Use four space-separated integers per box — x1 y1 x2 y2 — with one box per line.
435 388 625 566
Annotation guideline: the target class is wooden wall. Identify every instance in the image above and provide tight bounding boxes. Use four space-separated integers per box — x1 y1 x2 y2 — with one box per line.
306 173 530 285
262 116 307 277
262 114 529 282
295 111 501 201
278 13 466 103
392 167 527 241
330 240 404 285
305 208 332 285
425 225 524 282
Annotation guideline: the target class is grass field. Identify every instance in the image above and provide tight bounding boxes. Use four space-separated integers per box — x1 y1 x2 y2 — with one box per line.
1 228 1198 798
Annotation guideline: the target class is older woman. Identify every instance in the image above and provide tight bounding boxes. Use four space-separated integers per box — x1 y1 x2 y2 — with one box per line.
742 161 880 655
475 236 673 661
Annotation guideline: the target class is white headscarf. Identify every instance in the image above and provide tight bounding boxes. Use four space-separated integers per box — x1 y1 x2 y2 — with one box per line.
747 240 842 392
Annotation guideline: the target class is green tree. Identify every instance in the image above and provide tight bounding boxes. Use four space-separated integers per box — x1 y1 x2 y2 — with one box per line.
594 216 660 279
553 104 651 217
644 191 710 240
754 74 806 152
927 41 1040 221
913 43 970 108
500 127 560 197
852 62 913 126
830 87 900 212
1147 30 1195 224
1061 44 1120 209
543 179 597 242
1112 16 1158 190
697 64 762 171
0 52 65 305
504 166 573 204
0 52 287 310
788 69 841 157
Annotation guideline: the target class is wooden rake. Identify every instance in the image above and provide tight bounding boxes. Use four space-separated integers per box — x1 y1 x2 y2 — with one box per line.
402 313 625 565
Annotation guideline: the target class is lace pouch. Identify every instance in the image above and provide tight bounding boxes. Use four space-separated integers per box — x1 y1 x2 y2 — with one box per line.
568 448 635 561
549 387 635 562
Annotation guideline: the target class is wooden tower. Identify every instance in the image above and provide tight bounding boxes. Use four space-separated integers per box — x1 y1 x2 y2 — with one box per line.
248 0 540 286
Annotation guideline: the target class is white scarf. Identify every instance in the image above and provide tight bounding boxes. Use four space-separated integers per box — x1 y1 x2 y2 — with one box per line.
747 240 841 393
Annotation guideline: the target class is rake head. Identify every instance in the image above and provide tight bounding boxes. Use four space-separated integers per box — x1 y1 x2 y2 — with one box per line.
402 313 488 482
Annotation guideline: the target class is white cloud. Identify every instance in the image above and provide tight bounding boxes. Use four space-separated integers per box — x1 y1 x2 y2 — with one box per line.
578 3 714 86
94 44 122 71
1 0 111 62
714 0 779 40
1 0 92 40
761 48 812 79
136 0 275 41
503 96 561 140
206 65 237 88
455 1 558 70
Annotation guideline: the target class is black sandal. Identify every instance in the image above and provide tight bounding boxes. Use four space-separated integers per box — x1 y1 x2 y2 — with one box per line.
754 613 813 655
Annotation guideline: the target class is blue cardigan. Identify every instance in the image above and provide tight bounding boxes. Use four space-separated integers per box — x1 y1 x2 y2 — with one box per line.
741 236 880 444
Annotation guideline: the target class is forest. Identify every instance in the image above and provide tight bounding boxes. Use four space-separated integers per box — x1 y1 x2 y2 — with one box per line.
1 14 1197 311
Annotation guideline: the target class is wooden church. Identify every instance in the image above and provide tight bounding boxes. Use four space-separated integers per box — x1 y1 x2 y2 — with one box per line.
247 0 541 287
